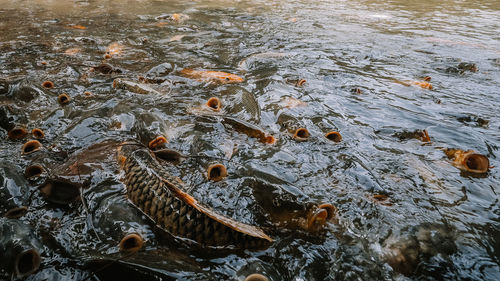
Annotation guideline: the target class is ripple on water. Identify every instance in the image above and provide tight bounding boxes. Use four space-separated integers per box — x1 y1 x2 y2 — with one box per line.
0 0 499 280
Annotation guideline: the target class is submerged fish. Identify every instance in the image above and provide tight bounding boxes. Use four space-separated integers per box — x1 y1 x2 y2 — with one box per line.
222 117 275 144
237 52 288 71
0 218 42 279
113 78 162 95
393 79 433 90
116 143 272 249
179 69 244 84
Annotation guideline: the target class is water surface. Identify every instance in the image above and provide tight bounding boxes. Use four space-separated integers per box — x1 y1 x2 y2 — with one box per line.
1 0 499 280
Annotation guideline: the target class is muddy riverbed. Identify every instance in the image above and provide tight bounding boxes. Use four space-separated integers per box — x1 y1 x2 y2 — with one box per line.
1 0 499 280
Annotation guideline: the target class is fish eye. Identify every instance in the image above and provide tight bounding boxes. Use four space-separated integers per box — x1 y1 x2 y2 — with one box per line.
225 77 230 80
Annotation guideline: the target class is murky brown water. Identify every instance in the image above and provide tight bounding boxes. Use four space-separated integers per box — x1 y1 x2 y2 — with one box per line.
1 0 499 280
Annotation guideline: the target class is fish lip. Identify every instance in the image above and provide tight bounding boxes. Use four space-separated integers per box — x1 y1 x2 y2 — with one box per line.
14 248 41 278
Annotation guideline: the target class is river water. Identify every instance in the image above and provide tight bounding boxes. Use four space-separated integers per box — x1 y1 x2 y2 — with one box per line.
0 0 499 280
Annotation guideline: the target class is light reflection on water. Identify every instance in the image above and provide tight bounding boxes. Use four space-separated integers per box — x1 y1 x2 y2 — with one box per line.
0 0 499 280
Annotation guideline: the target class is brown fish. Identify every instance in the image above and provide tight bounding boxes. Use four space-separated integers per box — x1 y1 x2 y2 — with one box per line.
444 149 490 174
222 117 276 144
179 69 244 84
393 79 433 90
116 143 272 249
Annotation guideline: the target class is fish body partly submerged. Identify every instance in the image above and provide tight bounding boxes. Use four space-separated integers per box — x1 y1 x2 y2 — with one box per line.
179 69 244 84
0 218 42 278
116 143 272 249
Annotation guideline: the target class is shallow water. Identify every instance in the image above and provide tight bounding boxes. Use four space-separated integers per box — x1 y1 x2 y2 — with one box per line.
1 0 499 280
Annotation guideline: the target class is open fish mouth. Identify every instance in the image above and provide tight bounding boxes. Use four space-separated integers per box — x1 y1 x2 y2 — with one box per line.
116 142 272 249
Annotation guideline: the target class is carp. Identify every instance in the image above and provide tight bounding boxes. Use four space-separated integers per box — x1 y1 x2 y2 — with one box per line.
116 143 272 249
0 218 42 278
179 69 244 84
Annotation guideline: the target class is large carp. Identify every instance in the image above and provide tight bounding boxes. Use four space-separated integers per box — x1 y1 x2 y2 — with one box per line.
116 142 272 249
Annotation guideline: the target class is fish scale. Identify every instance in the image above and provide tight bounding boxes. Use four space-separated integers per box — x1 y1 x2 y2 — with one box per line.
117 143 272 249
